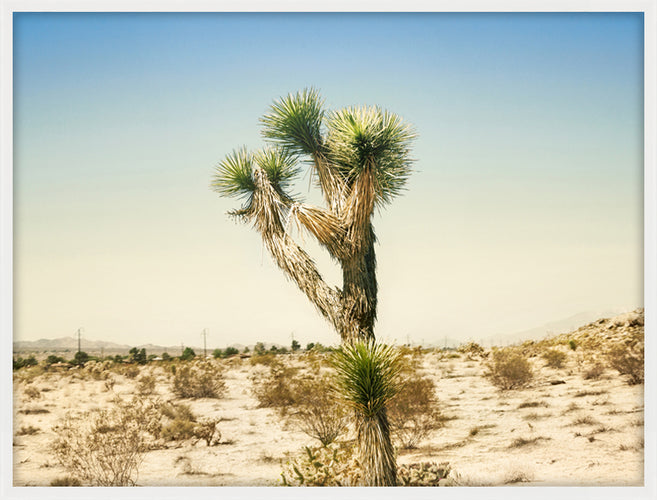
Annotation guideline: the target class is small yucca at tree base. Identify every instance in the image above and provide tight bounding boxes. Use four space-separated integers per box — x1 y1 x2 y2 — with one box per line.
331 341 403 486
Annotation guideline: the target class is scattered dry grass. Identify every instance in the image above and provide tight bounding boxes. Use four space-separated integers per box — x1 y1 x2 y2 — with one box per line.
508 436 551 448
573 389 607 398
16 425 40 435
570 416 600 426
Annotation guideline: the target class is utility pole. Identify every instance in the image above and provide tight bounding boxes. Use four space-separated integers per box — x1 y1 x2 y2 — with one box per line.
201 329 208 358
76 327 83 354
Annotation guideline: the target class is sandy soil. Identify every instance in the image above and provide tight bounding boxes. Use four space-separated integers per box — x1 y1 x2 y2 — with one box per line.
12 313 644 487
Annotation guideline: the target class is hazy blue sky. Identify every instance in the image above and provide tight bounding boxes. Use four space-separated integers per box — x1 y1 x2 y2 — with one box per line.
13 12 644 349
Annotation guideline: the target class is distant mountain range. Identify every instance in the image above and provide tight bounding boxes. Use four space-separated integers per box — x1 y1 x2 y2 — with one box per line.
13 307 637 353
12 337 281 355
483 307 636 346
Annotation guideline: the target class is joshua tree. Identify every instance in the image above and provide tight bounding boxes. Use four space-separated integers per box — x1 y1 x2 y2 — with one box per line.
212 89 415 485
211 88 415 344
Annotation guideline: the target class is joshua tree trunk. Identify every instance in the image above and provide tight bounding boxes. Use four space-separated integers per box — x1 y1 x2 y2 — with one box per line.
357 410 397 486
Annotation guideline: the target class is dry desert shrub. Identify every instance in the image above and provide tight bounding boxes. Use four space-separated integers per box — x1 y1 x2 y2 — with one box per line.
50 476 82 486
457 342 485 357
569 416 600 426
50 397 161 486
103 377 116 392
172 361 226 399
251 358 348 445
250 359 298 409
288 374 349 446
485 348 533 390
84 360 113 380
582 360 606 380
605 340 644 385
137 373 156 395
517 400 548 409
508 436 550 448
19 406 50 415
250 353 280 367
387 375 444 449
503 468 534 484
541 348 567 369
24 385 41 400
16 425 40 435
122 364 141 379
159 402 221 446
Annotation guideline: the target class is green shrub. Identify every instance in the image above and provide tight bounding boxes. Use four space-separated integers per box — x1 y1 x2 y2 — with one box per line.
485 348 533 390
180 347 196 361
542 348 567 368
568 340 578 351
13 356 38 370
72 351 89 366
46 355 66 365
172 361 226 398
224 347 239 357
128 347 147 365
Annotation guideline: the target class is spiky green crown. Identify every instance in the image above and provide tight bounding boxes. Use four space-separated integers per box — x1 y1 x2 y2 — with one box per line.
213 88 416 209
331 341 403 419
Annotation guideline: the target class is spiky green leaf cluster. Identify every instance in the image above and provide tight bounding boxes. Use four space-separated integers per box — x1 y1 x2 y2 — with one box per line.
211 147 300 202
211 147 255 200
260 88 325 157
255 148 301 197
326 107 416 206
331 341 403 419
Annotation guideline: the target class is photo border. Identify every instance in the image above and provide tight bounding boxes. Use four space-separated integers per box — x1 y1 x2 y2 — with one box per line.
1 2 655 499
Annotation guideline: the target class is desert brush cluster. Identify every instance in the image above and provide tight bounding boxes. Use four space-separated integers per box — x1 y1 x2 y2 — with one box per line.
13 309 645 487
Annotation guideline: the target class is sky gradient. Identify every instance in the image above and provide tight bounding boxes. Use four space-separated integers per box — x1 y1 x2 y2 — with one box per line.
13 12 644 349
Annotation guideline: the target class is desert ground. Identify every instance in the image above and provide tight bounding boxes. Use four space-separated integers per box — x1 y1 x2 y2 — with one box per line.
12 310 644 487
